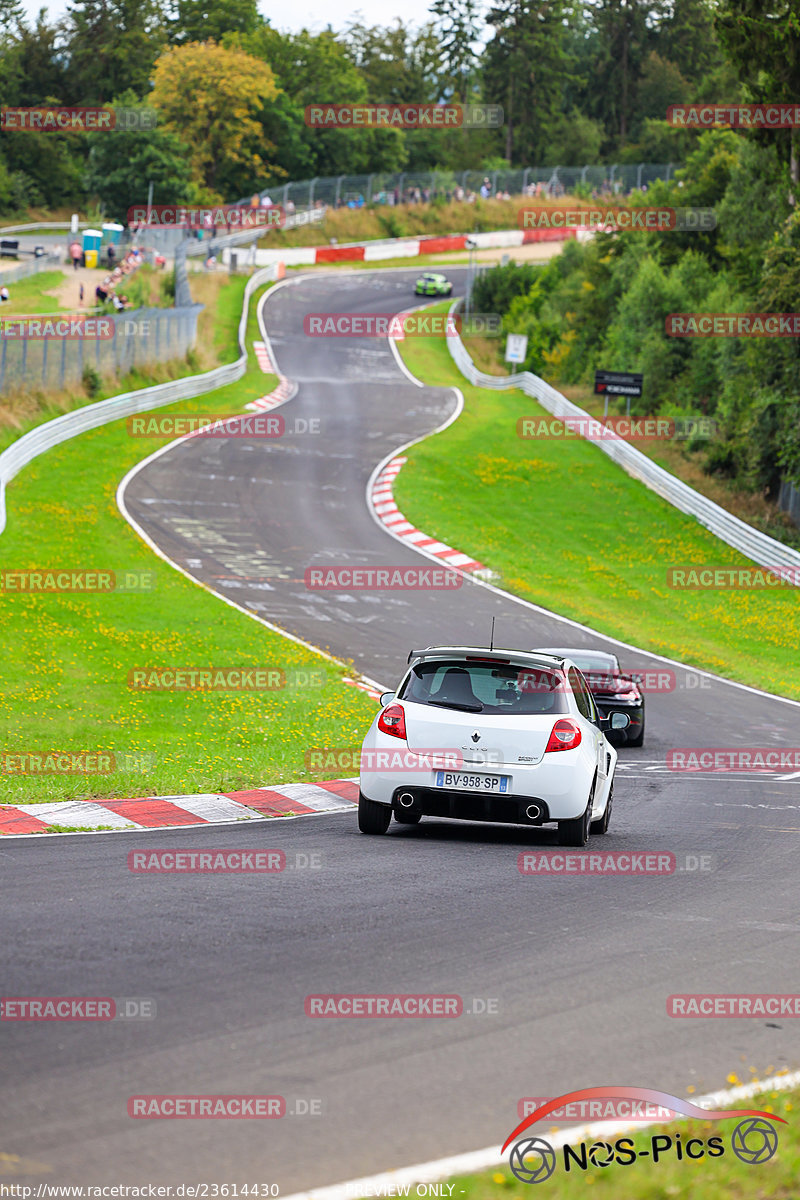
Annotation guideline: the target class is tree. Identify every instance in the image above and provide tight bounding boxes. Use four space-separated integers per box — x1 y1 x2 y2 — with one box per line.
483 0 572 163
657 0 721 84
635 51 690 121
63 0 168 103
150 40 279 195
715 0 800 204
168 0 263 45
85 92 195 220
233 26 406 177
583 0 655 147
428 0 484 102
0 0 24 34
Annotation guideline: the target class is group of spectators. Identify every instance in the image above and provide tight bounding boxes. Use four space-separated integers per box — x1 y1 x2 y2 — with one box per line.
94 246 143 310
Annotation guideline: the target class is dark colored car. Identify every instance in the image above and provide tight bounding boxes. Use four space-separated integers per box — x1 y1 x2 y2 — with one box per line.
532 647 645 746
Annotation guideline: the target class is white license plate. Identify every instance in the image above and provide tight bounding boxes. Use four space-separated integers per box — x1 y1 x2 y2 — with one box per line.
434 771 510 794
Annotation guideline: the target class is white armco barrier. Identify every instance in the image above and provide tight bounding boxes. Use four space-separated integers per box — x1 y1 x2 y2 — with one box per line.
0 263 283 536
446 300 800 585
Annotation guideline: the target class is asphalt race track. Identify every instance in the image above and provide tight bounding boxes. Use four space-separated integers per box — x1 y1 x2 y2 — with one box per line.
3 266 799 1190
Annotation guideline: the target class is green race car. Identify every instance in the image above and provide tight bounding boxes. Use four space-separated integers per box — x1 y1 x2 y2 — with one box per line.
414 272 453 296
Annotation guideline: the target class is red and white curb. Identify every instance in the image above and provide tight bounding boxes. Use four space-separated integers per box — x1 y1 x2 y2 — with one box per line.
343 676 383 702
0 779 359 837
370 456 487 574
246 374 297 413
253 341 274 372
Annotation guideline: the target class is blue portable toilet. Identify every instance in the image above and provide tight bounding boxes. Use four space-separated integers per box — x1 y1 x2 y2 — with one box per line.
82 229 102 253
102 222 124 245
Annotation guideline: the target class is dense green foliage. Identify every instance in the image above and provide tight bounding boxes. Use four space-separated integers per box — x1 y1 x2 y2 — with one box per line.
471 128 800 506
0 0 765 213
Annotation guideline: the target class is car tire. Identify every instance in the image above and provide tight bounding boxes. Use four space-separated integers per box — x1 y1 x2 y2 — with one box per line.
358 793 392 834
558 781 594 847
394 811 422 825
590 784 612 835
627 711 645 747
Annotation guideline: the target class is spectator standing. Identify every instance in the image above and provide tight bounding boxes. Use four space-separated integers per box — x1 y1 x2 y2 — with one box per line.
70 241 82 270
0 285 9 302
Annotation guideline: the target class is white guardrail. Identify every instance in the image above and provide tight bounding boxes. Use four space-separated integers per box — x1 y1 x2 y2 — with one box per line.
447 301 800 582
0 262 282 536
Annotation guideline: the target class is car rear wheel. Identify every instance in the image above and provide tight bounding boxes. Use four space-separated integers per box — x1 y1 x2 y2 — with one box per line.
558 781 594 847
590 784 612 835
358 793 392 834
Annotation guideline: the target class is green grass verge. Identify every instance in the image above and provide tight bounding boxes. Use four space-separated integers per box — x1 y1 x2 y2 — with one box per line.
394 302 800 700
0 274 245 456
2 270 66 314
451 1083 797 1200
0 279 374 803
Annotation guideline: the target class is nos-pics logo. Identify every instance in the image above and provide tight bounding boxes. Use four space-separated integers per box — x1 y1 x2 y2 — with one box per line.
503 1087 784 1184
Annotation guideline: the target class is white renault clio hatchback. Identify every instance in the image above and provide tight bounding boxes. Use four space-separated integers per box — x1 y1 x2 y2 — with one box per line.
358 646 628 845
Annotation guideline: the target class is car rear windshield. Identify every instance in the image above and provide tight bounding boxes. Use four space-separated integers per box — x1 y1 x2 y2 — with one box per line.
570 653 618 675
398 660 570 715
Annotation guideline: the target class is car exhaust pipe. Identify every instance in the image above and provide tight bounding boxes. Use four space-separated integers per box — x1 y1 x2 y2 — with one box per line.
398 792 416 809
526 803 542 821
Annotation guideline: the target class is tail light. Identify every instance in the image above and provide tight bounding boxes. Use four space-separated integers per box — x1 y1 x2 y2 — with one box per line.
545 718 582 753
378 703 406 740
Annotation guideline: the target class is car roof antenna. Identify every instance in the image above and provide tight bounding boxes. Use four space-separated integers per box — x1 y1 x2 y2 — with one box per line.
489 616 495 651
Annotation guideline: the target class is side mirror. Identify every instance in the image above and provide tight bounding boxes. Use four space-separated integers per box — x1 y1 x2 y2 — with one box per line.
379 691 395 707
611 712 630 730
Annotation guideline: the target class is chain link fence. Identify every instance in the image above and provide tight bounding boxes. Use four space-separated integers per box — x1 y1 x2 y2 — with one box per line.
262 164 681 209
0 305 203 393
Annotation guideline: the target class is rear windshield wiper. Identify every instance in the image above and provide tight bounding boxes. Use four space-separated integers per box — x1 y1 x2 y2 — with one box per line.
426 699 483 713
